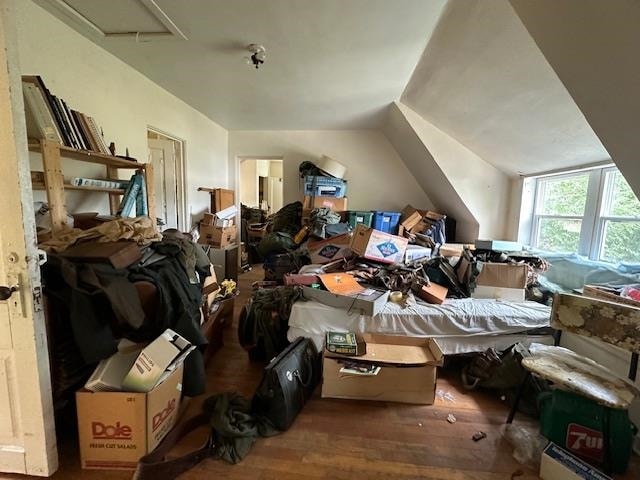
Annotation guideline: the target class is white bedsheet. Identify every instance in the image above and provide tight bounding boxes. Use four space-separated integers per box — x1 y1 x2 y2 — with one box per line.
287 297 552 354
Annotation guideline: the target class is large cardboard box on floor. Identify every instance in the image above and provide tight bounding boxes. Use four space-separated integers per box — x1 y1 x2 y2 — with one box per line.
322 334 443 404
350 224 408 264
76 363 184 470
540 442 612 480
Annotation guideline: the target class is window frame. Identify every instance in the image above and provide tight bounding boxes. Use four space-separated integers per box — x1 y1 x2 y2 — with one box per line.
526 164 640 263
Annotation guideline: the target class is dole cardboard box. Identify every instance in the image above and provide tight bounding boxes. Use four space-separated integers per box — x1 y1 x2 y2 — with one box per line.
322 334 444 404
350 224 408 264
307 232 353 264
76 363 184 470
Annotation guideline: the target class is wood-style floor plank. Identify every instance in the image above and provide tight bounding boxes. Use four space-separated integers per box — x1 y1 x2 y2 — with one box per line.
7 265 640 479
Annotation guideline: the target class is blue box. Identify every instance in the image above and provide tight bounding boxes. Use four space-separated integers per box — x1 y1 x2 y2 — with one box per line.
373 211 401 234
304 176 347 198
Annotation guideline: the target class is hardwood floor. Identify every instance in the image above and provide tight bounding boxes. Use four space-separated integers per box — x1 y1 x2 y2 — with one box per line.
7 265 640 479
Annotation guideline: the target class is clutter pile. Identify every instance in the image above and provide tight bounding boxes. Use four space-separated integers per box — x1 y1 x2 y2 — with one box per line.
37 207 238 470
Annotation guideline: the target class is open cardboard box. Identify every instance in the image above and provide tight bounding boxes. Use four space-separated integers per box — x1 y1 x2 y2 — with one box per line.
322 334 443 404
76 363 184 470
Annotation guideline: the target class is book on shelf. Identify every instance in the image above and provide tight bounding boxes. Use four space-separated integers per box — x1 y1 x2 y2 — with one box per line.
71 177 130 190
22 81 61 143
136 171 148 216
21 74 109 154
117 172 143 218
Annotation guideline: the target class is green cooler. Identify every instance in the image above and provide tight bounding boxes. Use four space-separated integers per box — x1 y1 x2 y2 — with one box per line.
538 389 635 474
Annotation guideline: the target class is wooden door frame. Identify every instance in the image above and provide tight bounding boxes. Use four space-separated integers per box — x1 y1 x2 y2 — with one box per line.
0 0 58 475
147 127 187 231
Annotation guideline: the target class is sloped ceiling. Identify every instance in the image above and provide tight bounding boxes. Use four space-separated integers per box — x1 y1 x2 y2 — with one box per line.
510 0 640 197
401 0 610 176
33 0 447 130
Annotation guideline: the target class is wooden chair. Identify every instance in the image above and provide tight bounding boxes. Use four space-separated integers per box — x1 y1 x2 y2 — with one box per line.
507 292 640 423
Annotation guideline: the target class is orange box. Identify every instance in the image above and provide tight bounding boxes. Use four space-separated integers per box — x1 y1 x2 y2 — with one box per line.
415 282 448 304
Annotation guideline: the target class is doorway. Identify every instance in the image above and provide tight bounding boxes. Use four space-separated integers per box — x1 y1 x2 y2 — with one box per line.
239 158 283 215
147 129 186 230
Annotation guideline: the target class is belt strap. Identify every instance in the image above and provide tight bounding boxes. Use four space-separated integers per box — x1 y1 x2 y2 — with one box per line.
132 413 213 480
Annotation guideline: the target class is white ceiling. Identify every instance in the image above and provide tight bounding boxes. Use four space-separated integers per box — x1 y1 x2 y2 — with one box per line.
36 0 447 130
401 0 610 176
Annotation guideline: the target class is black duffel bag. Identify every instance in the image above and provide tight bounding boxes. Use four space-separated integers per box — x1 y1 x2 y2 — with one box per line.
252 336 320 431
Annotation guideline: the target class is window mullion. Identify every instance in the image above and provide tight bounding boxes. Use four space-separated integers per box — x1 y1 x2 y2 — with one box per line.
581 169 603 258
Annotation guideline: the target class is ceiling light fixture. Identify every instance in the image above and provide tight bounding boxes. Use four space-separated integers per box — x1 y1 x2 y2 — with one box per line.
246 43 266 69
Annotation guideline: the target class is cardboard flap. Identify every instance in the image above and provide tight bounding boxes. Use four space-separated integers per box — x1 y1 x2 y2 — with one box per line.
325 334 442 366
476 262 527 289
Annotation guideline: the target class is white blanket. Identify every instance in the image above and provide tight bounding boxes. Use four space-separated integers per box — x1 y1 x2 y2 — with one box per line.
287 297 552 354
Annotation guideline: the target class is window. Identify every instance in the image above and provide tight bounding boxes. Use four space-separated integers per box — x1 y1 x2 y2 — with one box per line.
526 166 640 263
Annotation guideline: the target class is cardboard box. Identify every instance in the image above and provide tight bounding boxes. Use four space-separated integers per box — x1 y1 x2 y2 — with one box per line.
302 286 390 316
540 442 612 480
475 239 522 252
202 213 215 226
414 282 448 304
303 195 348 212
400 205 425 231
122 329 194 393
476 262 528 289
472 285 525 302
76 363 183 470
198 224 237 248
307 232 353 264
322 334 443 404
404 245 432 263
350 224 408 264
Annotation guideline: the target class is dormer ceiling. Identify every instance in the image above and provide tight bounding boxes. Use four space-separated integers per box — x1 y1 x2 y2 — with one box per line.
34 0 616 178
401 0 609 176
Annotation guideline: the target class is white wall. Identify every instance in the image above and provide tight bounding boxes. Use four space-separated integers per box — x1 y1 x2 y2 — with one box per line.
398 103 511 240
510 0 640 199
16 0 228 226
228 130 434 212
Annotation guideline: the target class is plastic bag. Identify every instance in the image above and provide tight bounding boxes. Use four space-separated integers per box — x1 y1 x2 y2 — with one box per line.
502 424 548 470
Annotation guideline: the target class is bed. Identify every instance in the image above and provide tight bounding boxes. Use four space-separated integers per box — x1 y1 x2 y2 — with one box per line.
287 296 554 355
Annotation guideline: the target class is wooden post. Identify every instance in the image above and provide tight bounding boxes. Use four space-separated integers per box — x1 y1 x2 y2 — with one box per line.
41 139 66 235
106 166 120 215
143 163 156 229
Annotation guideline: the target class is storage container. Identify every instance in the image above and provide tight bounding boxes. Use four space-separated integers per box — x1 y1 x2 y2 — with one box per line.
539 389 635 473
373 211 401 234
347 211 373 229
304 175 347 198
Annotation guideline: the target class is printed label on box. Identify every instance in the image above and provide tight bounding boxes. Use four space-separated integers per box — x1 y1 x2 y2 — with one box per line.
566 423 605 462
377 241 399 257
319 245 340 259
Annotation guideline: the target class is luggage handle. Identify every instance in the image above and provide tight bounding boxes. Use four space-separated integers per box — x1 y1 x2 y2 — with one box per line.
132 413 213 480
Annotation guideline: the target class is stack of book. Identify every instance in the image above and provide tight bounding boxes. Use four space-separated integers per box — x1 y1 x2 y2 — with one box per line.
22 75 110 154
117 171 148 218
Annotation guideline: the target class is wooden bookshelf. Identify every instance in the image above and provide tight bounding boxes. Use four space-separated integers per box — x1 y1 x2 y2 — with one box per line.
29 139 156 235
28 142 143 169
31 182 126 195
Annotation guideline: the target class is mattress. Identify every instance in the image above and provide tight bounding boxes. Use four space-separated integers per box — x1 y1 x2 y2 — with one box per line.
287 297 553 355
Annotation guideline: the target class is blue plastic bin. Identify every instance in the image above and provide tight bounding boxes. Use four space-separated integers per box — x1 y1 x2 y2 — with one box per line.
304 175 347 198
373 211 401 234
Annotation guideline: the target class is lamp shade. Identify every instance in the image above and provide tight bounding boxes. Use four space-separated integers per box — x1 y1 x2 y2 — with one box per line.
317 155 347 179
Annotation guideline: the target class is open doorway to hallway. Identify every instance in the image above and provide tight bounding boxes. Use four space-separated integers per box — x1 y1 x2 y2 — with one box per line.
239 158 283 215
147 128 186 230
